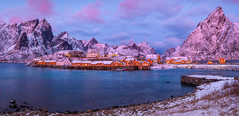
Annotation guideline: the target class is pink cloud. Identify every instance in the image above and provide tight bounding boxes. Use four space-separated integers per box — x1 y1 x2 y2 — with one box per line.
9 16 22 24
118 0 182 18
73 1 105 24
26 0 54 16
0 0 54 24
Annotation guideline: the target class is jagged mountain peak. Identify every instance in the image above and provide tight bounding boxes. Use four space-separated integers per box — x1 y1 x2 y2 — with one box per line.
20 19 39 25
163 6 239 60
205 6 224 20
40 18 48 23
84 37 99 47
57 31 70 38
19 19 39 32
197 6 230 31
89 37 98 43
138 41 148 47
36 18 51 28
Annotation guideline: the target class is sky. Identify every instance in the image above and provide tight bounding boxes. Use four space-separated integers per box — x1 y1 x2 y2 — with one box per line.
0 0 239 54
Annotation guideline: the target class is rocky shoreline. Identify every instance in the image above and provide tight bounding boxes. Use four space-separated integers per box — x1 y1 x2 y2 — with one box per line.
2 75 238 116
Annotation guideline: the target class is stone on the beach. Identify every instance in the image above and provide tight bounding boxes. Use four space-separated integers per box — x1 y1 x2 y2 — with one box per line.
9 104 17 109
234 76 239 80
16 108 20 112
40 108 48 112
112 106 119 108
86 110 91 113
10 99 16 104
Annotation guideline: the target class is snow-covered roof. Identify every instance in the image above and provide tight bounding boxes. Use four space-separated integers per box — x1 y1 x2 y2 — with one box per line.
82 61 92 63
113 56 126 60
44 60 57 62
38 61 43 62
33 58 41 60
125 56 134 58
103 61 113 64
72 60 82 63
91 61 103 64
125 58 135 61
166 57 189 61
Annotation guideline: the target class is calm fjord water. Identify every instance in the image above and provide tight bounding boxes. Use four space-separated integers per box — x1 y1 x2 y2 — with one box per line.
0 63 238 112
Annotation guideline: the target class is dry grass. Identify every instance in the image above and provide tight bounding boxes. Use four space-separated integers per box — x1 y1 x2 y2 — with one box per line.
222 80 239 96
201 80 239 101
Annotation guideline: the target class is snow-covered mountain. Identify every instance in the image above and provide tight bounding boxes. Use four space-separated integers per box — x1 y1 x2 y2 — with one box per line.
0 19 156 62
0 19 55 62
52 31 85 52
162 6 239 61
106 42 156 56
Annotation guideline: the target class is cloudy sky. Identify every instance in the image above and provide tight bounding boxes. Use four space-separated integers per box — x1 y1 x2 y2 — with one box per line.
0 0 239 53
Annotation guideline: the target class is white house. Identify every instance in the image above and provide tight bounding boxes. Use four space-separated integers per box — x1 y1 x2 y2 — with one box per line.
146 54 159 60
56 58 71 66
86 50 100 58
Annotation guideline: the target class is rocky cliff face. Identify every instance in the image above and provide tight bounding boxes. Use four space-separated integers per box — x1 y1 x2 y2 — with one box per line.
0 19 55 62
0 19 157 62
162 6 239 60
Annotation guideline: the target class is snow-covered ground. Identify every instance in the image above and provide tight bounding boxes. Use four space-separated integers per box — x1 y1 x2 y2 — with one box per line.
151 64 239 71
187 75 234 80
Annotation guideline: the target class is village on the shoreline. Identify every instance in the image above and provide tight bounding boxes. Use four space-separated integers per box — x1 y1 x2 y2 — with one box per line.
29 50 229 71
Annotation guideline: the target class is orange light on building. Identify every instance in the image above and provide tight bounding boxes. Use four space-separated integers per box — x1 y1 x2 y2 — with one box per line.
207 61 213 65
219 58 226 64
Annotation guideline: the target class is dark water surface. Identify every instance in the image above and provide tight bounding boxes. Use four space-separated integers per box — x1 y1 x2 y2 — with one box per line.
0 63 238 112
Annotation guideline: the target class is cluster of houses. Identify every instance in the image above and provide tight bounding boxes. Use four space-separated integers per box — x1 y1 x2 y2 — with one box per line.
207 58 226 64
165 57 227 65
33 57 154 68
165 57 192 64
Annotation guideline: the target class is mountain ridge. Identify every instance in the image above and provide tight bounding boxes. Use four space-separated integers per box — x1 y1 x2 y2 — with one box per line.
0 19 156 62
